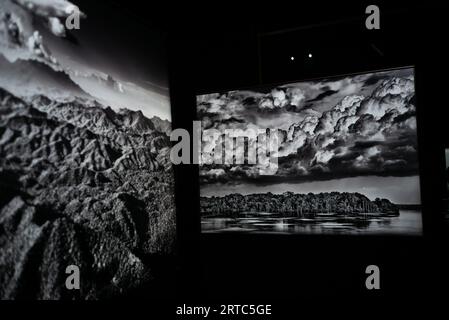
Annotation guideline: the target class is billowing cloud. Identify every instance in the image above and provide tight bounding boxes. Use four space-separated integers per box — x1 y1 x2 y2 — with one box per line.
0 2 58 68
0 0 171 120
197 68 419 184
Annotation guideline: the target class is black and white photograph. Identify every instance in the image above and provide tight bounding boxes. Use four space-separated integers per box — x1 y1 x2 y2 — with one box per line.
198 67 422 236
0 0 175 299
1 0 448 310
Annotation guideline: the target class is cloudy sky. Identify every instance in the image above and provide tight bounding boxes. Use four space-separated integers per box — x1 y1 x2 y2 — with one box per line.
198 67 421 204
0 0 171 120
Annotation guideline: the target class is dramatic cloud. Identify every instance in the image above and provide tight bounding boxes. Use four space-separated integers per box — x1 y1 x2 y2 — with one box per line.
0 1 59 68
0 0 171 120
197 68 419 184
307 89 338 102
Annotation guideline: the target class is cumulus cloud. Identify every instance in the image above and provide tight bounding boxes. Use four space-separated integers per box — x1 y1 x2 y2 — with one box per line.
0 0 172 120
0 2 57 68
0 0 85 66
13 0 86 36
48 16 65 36
198 68 419 184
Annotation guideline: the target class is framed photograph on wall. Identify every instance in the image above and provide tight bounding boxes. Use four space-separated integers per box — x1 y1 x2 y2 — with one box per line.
196 66 422 236
0 0 175 299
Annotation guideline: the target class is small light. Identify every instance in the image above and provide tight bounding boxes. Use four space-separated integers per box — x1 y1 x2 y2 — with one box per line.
290 56 295 61
308 53 313 58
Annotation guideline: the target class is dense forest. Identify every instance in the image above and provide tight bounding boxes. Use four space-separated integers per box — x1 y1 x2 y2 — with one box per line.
200 192 399 217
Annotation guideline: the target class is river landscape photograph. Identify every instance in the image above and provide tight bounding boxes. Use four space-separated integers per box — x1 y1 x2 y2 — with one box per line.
198 67 422 236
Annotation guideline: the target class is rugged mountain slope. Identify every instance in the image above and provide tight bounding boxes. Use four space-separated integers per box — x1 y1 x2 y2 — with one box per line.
150 116 172 136
0 88 176 299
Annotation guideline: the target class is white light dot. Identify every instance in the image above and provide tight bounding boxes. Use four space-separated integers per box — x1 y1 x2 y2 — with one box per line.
290 56 295 61
308 53 313 58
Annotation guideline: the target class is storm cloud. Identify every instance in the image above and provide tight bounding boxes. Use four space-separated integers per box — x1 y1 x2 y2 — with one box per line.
197 68 419 184
0 0 171 120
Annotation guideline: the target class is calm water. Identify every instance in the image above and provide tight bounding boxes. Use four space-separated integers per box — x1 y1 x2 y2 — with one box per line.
201 210 422 235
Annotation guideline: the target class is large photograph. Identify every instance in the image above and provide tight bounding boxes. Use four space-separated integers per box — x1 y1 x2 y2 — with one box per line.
0 1 175 299
198 67 422 236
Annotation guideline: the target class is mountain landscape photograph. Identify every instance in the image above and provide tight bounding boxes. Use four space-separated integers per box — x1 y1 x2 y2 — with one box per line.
198 67 422 236
0 0 175 299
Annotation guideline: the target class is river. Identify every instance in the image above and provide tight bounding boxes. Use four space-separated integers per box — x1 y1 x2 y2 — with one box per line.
201 210 422 235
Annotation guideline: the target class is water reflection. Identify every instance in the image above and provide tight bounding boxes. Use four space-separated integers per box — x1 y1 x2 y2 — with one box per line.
201 210 422 235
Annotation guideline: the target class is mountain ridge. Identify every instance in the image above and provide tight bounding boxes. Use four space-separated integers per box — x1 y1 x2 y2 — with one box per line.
0 87 175 299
